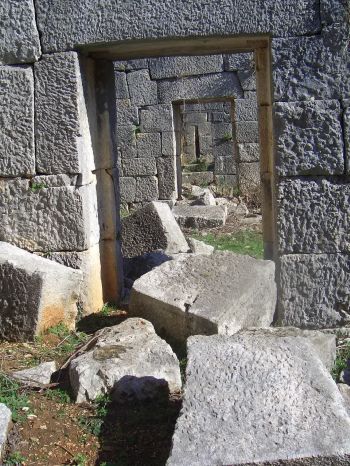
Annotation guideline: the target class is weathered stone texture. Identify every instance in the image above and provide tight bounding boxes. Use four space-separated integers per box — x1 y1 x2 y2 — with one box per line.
116 99 139 127
239 162 260 193
140 105 174 133
238 143 260 162
121 158 157 177
157 157 177 199
173 205 227 229
161 132 176 156
12 361 57 386
224 52 254 71
135 176 159 202
126 69 157 106
275 100 344 176
149 55 223 80
236 121 259 143
214 156 236 175
277 178 350 254
278 253 350 329
0 0 41 64
114 71 129 99
136 133 161 158
167 333 350 465
235 97 258 121
0 179 99 252
119 177 136 204
0 66 34 176
0 404 11 460
343 102 350 174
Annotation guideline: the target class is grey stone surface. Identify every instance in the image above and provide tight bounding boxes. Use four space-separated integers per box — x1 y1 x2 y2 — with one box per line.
116 99 139 127
236 121 259 143
35 1 321 53
0 242 82 341
119 177 136 204
238 143 260 162
215 174 238 187
212 140 235 158
167 333 350 466
224 52 254 71
0 178 99 252
121 158 157 177
161 132 176 156
187 238 214 256
278 253 350 329
182 172 214 186
321 0 349 25
338 384 350 415
182 112 207 124
214 156 236 175
114 59 149 71
273 24 350 101
190 189 216 206
149 55 223 80
0 66 34 176
236 97 258 121
173 205 227 229
12 361 57 386
116 126 137 158
122 201 189 258
130 252 276 344
114 71 129 99
69 318 182 403
0 403 11 460
275 100 344 176
277 178 350 254
158 72 243 103
135 176 159 202
140 105 173 133
35 52 94 176
239 162 260 193
238 68 256 91
343 103 350 174
31 174 78 188
0 0 41 64
127 69 158 106
157 157 177 200
136 132 161 158
211 123 233 140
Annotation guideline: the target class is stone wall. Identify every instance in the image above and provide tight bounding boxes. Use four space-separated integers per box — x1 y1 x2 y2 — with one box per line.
0 0 349 328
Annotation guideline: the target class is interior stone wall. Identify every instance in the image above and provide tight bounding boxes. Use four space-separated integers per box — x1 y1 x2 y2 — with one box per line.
0 0 349 328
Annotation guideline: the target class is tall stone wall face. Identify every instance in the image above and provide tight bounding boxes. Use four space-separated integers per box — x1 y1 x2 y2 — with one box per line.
0 0 348 328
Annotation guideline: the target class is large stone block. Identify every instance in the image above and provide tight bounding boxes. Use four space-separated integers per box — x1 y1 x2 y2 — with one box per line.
35 1 321 53
275 100 344 176
130 252 276 345
0 66 34 176
181 171 214 186
119 177 136 204
214 156 236 175
211 123 233 141
114 71 129 99
121 158 157 177
277 178 350 254
158 72 243 104
116 99 139 127
278 253 350 329
122 201 189 258
0 242 82 341
114 59 149 71
157 157 177 200
235 97 258 121
173 205 227 229
273 24 350 101
343 101 350 174
238 143 260 162
238 162 260 193
236 121 259 143
167 333 350 465
140 104 174 133
0 0 41 64
161 132 176 156
136 132 161 158
35 52 94 176
149 55 223 80
135 176 159 202
116 125 137 158
212 140 235 157
0 178 99 252
223 52 254 71
126 69 157 106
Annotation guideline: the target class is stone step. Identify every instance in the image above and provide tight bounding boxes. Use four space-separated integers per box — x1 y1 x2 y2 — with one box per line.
173 204 227 229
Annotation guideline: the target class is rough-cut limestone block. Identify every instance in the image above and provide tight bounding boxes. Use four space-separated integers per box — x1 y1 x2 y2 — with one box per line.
182 172 214 186
114 59 149 71
212 140 235 158
190 189 216 207
114 71 129 99
173 205 227 229
187 238 214 256
122 201 189 258
149 55 223 80
321 0 349 25
0 0 41 64
0 242 82 341
35 1 320 53
140 105 173 133
182 112 207 125
136 132 161 158
121 158 157 177
116 126 137 158
236 121 259 143
126 69 157 106
214 156 236 175
31 174 78 188
158 72 242 104
69 318 181 403
236 97 258 121
210 111 231 123
277 178 350 254
157 157 177 200
224 52 254 71
238 143 260 162
44 244 104 316
12 361 57 386
343 102 350 174
278 253 350 329
0 66 34 176
273 24 350 101
239 162 260 193
275 100 344 176
162 132 176 156
116 99 139 127
119 177 136 204
135 176 159 202
211 123 233 141
0 178 99 252
167 333 350 466
35 52 94 178
130 252 276 345
0 404 11 460
215 174 238 187
238 68 256 91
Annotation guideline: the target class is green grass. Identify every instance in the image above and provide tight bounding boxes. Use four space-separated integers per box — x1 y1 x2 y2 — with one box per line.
77 394 110 437
0 373 30 422
192 230 264 259
332 340 350 382
4 451 26 465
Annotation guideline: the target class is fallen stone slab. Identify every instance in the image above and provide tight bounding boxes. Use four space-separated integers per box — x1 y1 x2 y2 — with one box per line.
129 251 276 344
190 188 216 206
69 318 182 403
173 205 227 229
123 251 172 289
0 404 11 460
122 202 189 258
0 242 82 341
167 333 350 466
187 238 214 256
12 361 57 386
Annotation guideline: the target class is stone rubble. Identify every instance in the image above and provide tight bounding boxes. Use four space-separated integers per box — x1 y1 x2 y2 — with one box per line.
12 361 57 386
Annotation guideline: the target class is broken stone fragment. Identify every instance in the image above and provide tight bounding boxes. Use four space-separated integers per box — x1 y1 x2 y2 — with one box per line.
69 318 182 403
187 238 214 256
173 205 227 229
0 241 82 341
0 404 11 460
12 361 57 386
190 188 216 206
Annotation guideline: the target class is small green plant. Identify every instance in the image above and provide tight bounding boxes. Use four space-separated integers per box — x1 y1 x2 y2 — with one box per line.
222 132 233 141
46 323 88 357
45 387 71 404
4 451 26 465
72 453 88 466
30 182 47 193
132 124 141 135
77 394 110 436
0 373 30 422
332 340 350 382
100 303 118 316
179 358 187 384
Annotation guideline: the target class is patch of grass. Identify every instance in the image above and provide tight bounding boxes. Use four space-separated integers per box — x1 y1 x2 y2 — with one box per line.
45 387 71 404
132 124 141 135
179 358 187 384
0 373 30 422
100 303 119 317
332 340 350 382
71 453 88 466
78 394 111 437
4 451 26 465
222 132 233 141
30 182 47 193
192 230 264 259
46 323 88 357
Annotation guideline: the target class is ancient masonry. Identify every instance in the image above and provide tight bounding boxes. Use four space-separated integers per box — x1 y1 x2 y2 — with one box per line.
0 0 349 331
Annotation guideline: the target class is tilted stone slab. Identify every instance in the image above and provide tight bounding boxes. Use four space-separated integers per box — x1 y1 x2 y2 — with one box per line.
122 201 189 258
149 55 223 80
173 205 227 229
277 178 350 254
0 403 11 460
0 66 35 176
129 252 276 344
0 242 82 341
275 100 344 176
69 318 182 403
0 0 41 64
167 333 350 465
278 253 350 329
